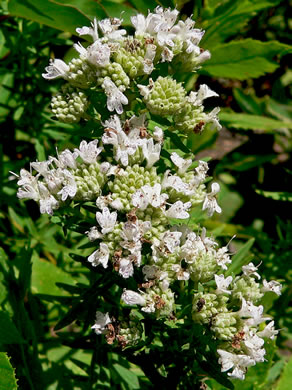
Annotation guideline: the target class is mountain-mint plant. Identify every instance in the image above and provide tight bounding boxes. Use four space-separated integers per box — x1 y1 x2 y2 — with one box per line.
15 7 282 386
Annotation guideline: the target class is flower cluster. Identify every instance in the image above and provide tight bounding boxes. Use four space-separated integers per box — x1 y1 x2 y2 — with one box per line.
16 6 282 384
42 7 221 133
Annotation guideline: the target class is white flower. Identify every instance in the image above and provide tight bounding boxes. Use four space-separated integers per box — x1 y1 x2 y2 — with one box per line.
57 169 77 201
243 327 266 363
201 227 218 249
153 126 164 143
119 258 134 279
217 349 255 380
206 107 222 131
74 41 111 67
88 243 110 268
242 262 261 280
42 59 69 80
215 246 232 270
143 44 156 74
188 84 218 106
16 169 40 200
142 138 161 168
76 18 99 41
170 152 192 174
120 220 150 244
202 182 222 216
161 46 174 62
38 183 59 215
172 264 190 280
195 160 209 183
121 290 146 306
91 311 111 335
96 207 117 234
171 18 204 54
98 18 126 40
58 149 78 169
137 78 154 99
132 184 168 210
30 161 50 176
238 298 271 326
261 280 282 296
215 274 233 295
131 13 148 36
103 114 123 132
257 321 279 340
131 7 178 46
162 171 193 195
180 232 205 263
86 226 102 241
102 115 142 166
165 201 192 219
43 168 64 194
74 140 102 164
162 231 182 253
194 50 211 65
102 77 128 114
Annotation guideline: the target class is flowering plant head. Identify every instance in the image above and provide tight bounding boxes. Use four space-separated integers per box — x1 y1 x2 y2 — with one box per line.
15 6 281 386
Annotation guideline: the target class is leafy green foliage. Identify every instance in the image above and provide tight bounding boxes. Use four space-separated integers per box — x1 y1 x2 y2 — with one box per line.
201 39 291 80
0 353 18 390
276 357 292 390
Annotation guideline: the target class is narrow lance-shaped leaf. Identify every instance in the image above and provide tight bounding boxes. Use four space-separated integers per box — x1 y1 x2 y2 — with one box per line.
226 238 255 276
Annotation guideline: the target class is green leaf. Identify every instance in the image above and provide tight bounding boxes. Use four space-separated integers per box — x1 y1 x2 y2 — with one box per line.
8 0 137 33
219 112 292 132
202 0 283 48
164 130 191 153
112 363 140 389
0 312 23 344
0 353 18 390
266 99 292 122
233 88 264 115
8 0 93 34
31 252 76 296
255 190 292 202
226 238 255 276
276 357 292 390
127 0 158 14
201 39 291 80
0 73 14 119
98 1 137 25
34 139 46 162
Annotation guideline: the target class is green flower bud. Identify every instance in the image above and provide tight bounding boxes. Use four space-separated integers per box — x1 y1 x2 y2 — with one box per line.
97 62 130 91
174 103 207 134
172 49 211 73
51 85 89 123
118 320 142 347
73 162 108 200
211 312 238 341
232 277 263 303
108 165 160 212
189 253 219 283
147 286 175 318
113 38 147 78
140 76 186 116
67 57 96 88
192 293 228 324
